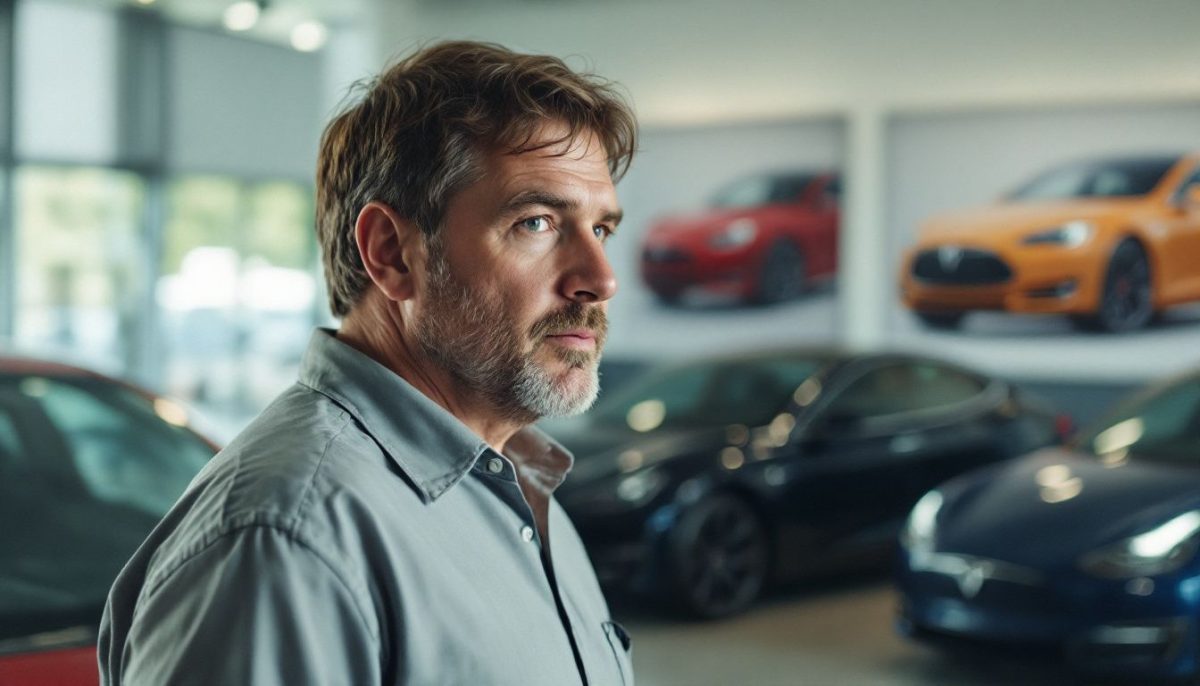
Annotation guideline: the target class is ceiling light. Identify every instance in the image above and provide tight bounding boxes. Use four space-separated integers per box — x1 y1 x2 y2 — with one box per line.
290 20 328 52
134 0 158 6
223 1 260 32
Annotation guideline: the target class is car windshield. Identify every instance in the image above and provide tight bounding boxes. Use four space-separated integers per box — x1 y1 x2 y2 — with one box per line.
1077 375 1200 464
1009 157 1177 201
711 174 814 208
0 373 216 640
585 355 826 431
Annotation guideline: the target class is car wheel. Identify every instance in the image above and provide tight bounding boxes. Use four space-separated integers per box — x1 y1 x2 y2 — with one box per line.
915 311 966 330
667 493 769 619
753 241 805 304
1076 240 1154 333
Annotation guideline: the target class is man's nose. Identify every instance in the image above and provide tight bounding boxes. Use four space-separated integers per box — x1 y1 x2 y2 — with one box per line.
560 230 618 303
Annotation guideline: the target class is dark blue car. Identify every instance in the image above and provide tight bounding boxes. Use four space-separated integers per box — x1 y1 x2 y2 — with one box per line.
897 367 1200 680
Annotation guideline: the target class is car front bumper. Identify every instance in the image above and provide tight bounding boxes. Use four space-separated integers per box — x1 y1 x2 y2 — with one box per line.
900 244 1104 315
897 550 1200 679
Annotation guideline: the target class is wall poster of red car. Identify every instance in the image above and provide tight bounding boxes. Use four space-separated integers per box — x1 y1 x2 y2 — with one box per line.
603 117 845 361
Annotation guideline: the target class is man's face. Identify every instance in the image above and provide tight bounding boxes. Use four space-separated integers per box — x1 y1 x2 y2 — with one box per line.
413 126 621 422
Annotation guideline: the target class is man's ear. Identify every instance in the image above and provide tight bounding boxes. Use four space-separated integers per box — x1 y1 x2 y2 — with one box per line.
354 201 424 302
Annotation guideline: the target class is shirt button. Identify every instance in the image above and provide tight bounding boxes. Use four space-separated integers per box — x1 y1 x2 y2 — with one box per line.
486 457 504 474
520 526 535 542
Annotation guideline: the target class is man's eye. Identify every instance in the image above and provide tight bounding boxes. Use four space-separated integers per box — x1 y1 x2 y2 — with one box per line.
593 225 613 242
519 216 552 233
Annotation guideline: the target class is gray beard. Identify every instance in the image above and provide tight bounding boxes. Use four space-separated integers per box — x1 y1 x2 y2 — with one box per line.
414 243 601 422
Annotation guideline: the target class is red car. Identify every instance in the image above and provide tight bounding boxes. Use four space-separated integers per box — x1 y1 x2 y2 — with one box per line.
0 357 218 685
640 171 840 305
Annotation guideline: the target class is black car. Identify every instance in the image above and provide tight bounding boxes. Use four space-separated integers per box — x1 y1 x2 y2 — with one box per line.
550 350 1065 618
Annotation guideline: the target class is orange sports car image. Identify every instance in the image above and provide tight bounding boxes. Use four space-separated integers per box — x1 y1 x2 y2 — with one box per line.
900 153 1200 332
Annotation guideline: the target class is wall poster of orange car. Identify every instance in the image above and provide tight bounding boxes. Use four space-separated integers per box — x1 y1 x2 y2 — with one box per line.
603 117 846 360
887 101 1200 379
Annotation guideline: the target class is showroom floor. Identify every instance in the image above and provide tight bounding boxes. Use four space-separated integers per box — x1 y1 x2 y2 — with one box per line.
616 574 1098 686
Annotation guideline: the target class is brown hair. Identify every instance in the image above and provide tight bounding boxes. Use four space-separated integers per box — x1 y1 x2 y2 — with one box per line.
315 40 638 317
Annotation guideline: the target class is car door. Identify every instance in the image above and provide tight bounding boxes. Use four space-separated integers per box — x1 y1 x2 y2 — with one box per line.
771 361 935 573
772 359 1005 575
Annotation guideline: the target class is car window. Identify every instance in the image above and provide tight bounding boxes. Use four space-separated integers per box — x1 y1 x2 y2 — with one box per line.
768 175 813 203
1172 165 1200 203
1010 157 1176 201
31 377 214 515
589 356 824 431
827 362 986 421
1083 377 1200 463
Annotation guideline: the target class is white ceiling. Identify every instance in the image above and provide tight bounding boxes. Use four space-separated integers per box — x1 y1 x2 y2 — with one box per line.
65 0 366 49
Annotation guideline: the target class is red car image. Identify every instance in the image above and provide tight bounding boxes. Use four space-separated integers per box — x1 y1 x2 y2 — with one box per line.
640 171 840 305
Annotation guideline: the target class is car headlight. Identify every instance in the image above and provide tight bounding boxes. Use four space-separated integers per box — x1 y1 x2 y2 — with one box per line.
616 469 668 506
901 490 943 552
1079 510 1200 579
1021 220 1094 248
709 218 758 250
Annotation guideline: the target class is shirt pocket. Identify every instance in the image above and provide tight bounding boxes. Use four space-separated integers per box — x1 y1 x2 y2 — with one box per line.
602 620 634 686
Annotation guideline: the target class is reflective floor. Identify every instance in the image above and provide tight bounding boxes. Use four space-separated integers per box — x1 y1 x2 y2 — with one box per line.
617 574 1102 686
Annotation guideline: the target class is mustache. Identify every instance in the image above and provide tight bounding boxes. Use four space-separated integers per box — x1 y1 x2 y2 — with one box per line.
530 303 608 346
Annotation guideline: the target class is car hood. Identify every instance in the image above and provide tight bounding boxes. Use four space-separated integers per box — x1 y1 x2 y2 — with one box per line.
936 448 1200 567
554 424 727 492
646 208 763 242
915 198 1143 247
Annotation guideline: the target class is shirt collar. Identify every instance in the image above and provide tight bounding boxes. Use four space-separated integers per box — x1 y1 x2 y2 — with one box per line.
297 328 573 502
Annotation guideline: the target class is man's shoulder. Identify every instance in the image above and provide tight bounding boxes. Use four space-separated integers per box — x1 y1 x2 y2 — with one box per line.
144 384 410 586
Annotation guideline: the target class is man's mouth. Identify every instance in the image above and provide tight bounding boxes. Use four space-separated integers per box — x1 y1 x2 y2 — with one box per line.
544 329 597 350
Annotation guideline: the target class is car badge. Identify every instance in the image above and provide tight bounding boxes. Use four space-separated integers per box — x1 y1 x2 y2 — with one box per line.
955 561 991 599
938 246 964 272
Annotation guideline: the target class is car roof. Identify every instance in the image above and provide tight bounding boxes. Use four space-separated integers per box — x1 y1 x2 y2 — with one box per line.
0 354 108 379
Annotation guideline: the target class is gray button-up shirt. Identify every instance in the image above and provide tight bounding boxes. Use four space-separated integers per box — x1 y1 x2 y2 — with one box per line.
98 329 634 686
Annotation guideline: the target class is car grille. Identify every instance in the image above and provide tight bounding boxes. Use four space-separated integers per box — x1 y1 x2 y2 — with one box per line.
912 247 1012 285
643 246 691 264
908 551 1061 614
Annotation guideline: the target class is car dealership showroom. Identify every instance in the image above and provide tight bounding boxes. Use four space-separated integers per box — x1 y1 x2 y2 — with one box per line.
2 0 1200 684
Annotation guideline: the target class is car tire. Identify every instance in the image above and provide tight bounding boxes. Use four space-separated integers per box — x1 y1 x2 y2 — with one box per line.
915 311 966 330
753 241 805 305
666 493 770 619
1074 240 1154 333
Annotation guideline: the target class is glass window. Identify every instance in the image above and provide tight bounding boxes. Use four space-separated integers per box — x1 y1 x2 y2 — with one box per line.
828 363 986 421
158 176 316 421
14 166 146 374
1010 157 1176 201
1172 165 1200 203
33 377 214 515
589 355 824 430
1083 378 1200 463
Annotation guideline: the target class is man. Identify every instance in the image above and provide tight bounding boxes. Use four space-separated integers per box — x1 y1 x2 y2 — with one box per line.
98 41 637 685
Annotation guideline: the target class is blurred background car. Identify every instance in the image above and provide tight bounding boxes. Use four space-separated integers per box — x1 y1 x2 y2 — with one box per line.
640 170 840 306
546 349 1066 619
0 357 217 686
896 366 1200 681
900 152 1200 332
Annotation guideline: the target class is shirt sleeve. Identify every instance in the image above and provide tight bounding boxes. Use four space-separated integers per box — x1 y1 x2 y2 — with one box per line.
119 525 381 686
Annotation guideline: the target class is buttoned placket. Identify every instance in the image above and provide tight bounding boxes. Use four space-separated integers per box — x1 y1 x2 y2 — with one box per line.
472 450 589 686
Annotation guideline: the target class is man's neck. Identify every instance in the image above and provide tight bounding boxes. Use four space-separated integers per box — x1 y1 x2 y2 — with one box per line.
337 304 525 452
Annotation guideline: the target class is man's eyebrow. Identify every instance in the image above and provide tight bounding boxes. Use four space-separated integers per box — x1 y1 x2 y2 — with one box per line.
501 190 623 226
